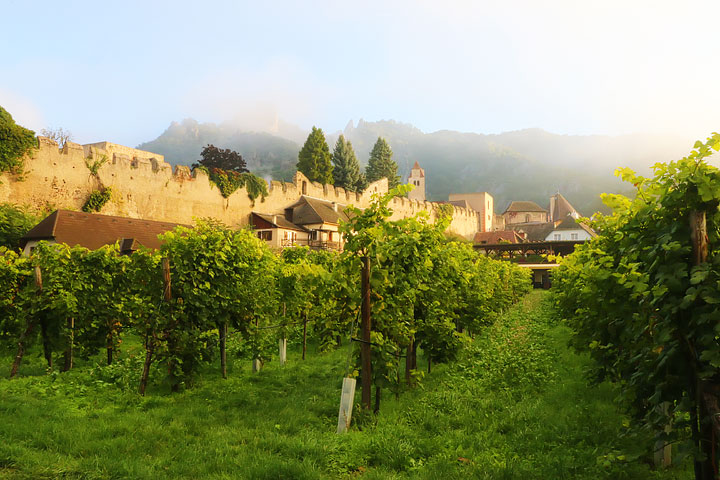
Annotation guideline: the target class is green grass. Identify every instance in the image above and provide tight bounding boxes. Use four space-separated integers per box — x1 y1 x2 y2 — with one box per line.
0 291 692 479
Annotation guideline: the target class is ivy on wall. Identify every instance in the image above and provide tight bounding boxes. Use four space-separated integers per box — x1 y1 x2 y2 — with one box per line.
82 188 112 213
0 106 37 174
85 154 108 176
196 166 269 204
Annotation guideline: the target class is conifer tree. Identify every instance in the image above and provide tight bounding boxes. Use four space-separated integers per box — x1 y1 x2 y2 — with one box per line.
332 135 364 192
297 126 333 184
365 137 400 188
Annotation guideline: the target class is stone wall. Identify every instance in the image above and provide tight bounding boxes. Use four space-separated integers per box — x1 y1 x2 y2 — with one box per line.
0 138 482 239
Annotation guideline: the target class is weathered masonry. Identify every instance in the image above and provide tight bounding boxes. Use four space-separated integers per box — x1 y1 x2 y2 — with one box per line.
0 138 482 239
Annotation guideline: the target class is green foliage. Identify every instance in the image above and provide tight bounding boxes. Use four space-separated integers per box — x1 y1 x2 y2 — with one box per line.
0 203 38 250
157 221 278 386
552 133 720 464
0 106 36 174
205 167 268 202
0 291 690 478
332 134 364 192
84 154 108 176
340 185 532 406
365 137 400 188
297 126 333 184
82 187 112 212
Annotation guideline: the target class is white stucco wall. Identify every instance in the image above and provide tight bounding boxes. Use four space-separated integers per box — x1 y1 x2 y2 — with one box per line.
545 228 593 241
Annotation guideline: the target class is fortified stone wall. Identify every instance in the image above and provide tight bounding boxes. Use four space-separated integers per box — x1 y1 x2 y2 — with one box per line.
0 138 482 239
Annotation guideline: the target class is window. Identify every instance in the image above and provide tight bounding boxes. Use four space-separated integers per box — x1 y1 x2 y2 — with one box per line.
258 230 272 241
571 233 579 240
553 233 561 241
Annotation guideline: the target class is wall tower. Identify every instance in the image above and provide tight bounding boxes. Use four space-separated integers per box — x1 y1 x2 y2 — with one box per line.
408 161 426 201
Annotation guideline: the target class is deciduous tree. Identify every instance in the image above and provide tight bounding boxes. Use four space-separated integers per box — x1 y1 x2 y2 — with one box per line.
192 144 248 173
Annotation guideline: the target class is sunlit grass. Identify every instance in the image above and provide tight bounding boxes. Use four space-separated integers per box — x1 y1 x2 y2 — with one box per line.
0 291 691 479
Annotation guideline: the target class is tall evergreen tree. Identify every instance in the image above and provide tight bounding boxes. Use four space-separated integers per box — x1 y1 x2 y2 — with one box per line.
365 137 400 188
297 126 333 184
332 135 364 192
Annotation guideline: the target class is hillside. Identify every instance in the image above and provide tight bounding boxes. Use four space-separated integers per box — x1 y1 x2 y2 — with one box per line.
137 119 300 181
138 119 692 216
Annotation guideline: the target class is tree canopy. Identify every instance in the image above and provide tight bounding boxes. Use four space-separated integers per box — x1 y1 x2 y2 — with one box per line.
297 126 333 184
332 135 365 192
192 144 248 173
365 137 400 188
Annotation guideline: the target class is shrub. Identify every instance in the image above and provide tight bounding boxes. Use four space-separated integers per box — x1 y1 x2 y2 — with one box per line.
82 188 112 212
0 203 38 250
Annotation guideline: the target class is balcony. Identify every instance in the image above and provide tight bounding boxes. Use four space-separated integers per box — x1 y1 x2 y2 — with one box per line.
281 238 343 251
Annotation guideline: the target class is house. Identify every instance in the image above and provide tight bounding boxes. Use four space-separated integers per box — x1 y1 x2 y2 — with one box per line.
502 201 549 225
251 196 350 250
250 212 308 248
20 209 184 255
544 217 596 241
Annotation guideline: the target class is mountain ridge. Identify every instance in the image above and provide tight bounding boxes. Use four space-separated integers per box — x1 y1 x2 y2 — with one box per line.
138 118 693 216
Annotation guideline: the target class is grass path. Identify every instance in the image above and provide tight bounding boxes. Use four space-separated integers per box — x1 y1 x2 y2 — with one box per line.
0 291 691 479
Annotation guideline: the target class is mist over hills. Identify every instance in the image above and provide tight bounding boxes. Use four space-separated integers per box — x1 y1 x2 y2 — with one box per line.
138 118 693 216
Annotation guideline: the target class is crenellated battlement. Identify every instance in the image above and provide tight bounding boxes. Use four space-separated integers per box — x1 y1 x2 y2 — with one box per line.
0 138 481 239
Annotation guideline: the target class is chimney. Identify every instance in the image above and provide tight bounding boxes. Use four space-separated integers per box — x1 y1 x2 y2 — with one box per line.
332 202 338 212
272 215 278 225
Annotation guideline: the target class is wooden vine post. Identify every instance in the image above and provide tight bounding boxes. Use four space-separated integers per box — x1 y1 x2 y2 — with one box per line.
690 210 715 479
220 322 228 379
140 257 171 395
302 312 308 360
252 318 261 373
63 317 74 372
279 302 287 366
9 266 43 378
361 256 372 410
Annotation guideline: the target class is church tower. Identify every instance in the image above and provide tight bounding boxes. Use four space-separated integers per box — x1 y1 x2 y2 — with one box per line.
408 161 426 201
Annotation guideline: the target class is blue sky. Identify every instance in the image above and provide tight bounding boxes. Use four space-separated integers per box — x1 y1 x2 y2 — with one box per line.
1 0 718 147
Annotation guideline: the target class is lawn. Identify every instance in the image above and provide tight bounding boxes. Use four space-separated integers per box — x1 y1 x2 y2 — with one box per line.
0 291 691 479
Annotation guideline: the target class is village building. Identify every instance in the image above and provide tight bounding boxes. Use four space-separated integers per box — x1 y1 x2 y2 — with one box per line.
447 192 494 233
544 217 596 241
20 209 184 255
502 201 549 225
251 196 350 251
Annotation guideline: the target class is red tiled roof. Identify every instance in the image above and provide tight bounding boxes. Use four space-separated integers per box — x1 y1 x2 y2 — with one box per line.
20 210 186 251
411 161 424 177
474 230 524 244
